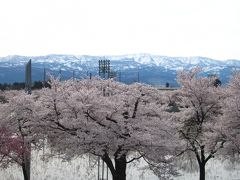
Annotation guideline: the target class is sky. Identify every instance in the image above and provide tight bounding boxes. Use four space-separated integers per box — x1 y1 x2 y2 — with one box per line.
0 0 239 60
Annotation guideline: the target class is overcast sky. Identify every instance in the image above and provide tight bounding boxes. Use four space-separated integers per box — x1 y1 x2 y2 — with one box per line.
0 0 239 60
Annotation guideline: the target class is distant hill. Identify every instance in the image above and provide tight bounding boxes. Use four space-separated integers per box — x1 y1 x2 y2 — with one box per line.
0 54 239 87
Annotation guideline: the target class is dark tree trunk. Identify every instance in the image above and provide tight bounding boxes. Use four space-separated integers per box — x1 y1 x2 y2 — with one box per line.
21 162 30 180
112 155 127 180
22 142 31 180
102 152 127 180
199 162 205 180
197 145 209 180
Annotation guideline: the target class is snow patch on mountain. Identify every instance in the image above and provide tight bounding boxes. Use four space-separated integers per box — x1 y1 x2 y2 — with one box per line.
0 54 239 86
1 54 239 73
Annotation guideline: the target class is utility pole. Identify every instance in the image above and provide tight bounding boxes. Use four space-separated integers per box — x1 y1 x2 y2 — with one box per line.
137 71 139 83
137 67 140 83
106 166 108 180
59 68 62 81
43 67 46 87
25 59 32 94
102 160 104 180
98 157 100 180
119 71 121 82
24 59 32 180
43 67 46 82
72 70 75 79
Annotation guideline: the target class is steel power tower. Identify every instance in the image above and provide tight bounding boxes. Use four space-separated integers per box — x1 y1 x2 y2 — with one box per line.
99 59 110 79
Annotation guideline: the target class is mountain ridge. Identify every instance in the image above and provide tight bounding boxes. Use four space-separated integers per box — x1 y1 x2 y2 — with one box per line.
0 54 239 86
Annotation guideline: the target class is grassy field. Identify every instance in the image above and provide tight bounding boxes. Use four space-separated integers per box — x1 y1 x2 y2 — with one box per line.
0 150 239 180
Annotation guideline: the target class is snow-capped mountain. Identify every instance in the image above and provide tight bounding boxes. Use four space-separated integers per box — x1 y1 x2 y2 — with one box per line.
0 54 239 86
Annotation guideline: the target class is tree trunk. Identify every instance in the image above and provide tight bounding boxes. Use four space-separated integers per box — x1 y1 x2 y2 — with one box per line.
113 154 127 180
102 151 127 180
112 155 127 180
199 162 205 180
22 162 30 180
22 142 31 180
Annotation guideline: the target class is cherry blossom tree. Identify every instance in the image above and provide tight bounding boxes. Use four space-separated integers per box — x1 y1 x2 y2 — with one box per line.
0 93 24 167
222 71 240 155
34 77 176 180
0 91 38 180
172 68 226 180
0 126 25 168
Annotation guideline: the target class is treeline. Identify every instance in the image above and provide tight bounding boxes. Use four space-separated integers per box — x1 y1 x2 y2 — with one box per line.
0 69 239 180
0 81 50 91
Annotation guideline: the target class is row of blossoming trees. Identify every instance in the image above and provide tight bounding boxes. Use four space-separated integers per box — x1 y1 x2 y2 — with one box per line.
0 68 239 180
